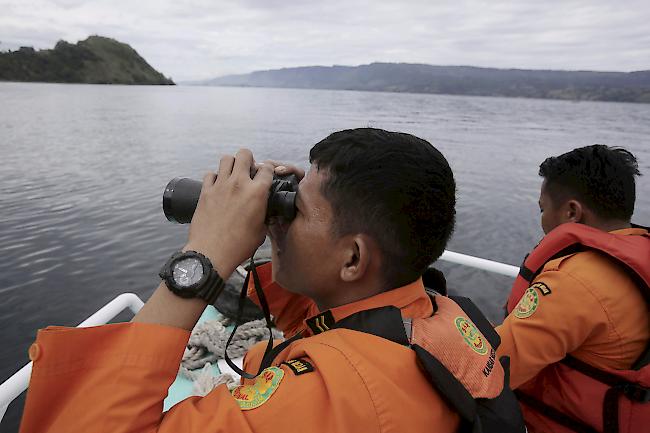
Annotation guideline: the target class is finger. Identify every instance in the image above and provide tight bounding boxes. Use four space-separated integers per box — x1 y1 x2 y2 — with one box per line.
202 172 217 189
217 155 235 180
250 159 261 179
232 149 254 179
274 164 305 180
253 162 274 186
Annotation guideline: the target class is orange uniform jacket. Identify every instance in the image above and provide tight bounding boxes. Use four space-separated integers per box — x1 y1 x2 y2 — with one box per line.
20 264 460 433
496 227 650 431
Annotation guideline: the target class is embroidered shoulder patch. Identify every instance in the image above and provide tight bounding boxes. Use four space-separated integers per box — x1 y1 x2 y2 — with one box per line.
455 316 489 355
531 282 551 296
282 358 314 376
514 287 539 319
231 366 284 410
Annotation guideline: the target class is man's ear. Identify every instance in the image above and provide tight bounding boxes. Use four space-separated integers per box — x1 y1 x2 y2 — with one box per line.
566 199 584 223
340 235 372 282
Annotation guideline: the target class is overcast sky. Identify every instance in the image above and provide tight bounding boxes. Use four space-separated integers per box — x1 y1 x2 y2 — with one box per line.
1 0 649 82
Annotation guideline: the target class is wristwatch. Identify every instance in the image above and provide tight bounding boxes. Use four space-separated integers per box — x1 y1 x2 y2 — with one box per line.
159 250 226 305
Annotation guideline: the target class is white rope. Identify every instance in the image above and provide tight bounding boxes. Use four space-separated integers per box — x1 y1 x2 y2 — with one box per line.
189 363 238 396
180 315 283 395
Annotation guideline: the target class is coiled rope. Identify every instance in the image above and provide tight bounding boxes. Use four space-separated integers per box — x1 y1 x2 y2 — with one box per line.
180 315 283 395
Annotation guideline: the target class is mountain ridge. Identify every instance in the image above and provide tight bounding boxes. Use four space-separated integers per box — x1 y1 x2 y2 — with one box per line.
199 62 650 103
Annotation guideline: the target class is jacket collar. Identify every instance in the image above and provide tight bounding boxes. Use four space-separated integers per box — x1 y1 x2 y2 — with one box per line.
303 278 433 336
610 227 648 236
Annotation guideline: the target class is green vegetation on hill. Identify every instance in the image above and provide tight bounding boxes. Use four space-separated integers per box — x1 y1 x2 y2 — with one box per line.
205 63 650 103
0 36 174 85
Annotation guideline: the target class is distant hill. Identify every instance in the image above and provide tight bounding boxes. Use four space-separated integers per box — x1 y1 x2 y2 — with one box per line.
0 36 174 85
202 63 650 103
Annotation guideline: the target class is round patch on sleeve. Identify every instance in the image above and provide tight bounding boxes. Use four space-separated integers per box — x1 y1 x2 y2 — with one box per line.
231 366 285 410
514 287 539 319
455 317 489 355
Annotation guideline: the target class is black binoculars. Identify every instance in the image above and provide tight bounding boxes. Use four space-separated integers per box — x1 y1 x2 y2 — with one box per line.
162 174 299 224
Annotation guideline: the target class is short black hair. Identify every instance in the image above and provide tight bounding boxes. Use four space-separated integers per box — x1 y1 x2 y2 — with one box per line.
539 144 641 221
309 128 456 288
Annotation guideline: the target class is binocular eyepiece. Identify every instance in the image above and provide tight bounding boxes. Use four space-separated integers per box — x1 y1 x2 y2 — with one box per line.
162 174 299 224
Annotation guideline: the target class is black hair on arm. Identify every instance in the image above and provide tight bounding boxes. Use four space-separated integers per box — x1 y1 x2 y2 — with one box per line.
539 144 641 221
309 128 456 289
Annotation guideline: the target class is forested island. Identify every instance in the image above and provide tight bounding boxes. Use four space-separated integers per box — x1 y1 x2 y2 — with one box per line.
0 36 174 85
203 63 650 103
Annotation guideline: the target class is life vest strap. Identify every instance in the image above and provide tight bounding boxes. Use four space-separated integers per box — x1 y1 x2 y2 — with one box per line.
518 257 535 283
521 244 586 283
515 390 600 433
423 266 448 296
519 380 649 433
603 382 650 433
553 355 650 433
518 266 534 283
334 305 411 346
334 298 525 433
450 295 501 350
603 386 621 433
411 344 478 426
562 356 650 400
518 355 650 433
332 305 479 424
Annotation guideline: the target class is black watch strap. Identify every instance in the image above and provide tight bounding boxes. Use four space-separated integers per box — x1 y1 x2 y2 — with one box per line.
195 266 226 305
160 251 226 306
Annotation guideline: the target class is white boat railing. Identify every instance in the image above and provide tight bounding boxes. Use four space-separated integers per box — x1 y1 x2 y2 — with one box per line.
0 293 145 422
0 249 519 425
439 250 519 278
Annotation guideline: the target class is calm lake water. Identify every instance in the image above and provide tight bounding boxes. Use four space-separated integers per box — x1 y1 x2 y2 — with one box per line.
1 82 649 431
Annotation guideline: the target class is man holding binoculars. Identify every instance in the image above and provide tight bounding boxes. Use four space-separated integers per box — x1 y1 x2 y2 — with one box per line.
19 128 523 433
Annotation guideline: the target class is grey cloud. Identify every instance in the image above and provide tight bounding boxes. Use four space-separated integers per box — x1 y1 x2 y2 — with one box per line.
1 0 649 81
48 0 87 9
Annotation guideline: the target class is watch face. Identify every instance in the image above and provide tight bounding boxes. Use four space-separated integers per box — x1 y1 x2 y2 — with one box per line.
172 257 204 287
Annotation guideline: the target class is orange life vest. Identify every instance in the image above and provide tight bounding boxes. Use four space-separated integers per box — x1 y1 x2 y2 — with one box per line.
334 293 526 433
238 261 526 432
506 223 650 433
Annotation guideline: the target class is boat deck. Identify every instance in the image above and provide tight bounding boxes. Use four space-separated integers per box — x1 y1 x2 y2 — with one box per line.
164 305 244 411
0 249 519 424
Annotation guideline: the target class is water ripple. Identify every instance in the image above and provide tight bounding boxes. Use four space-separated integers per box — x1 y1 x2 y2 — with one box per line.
1 84 648 430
